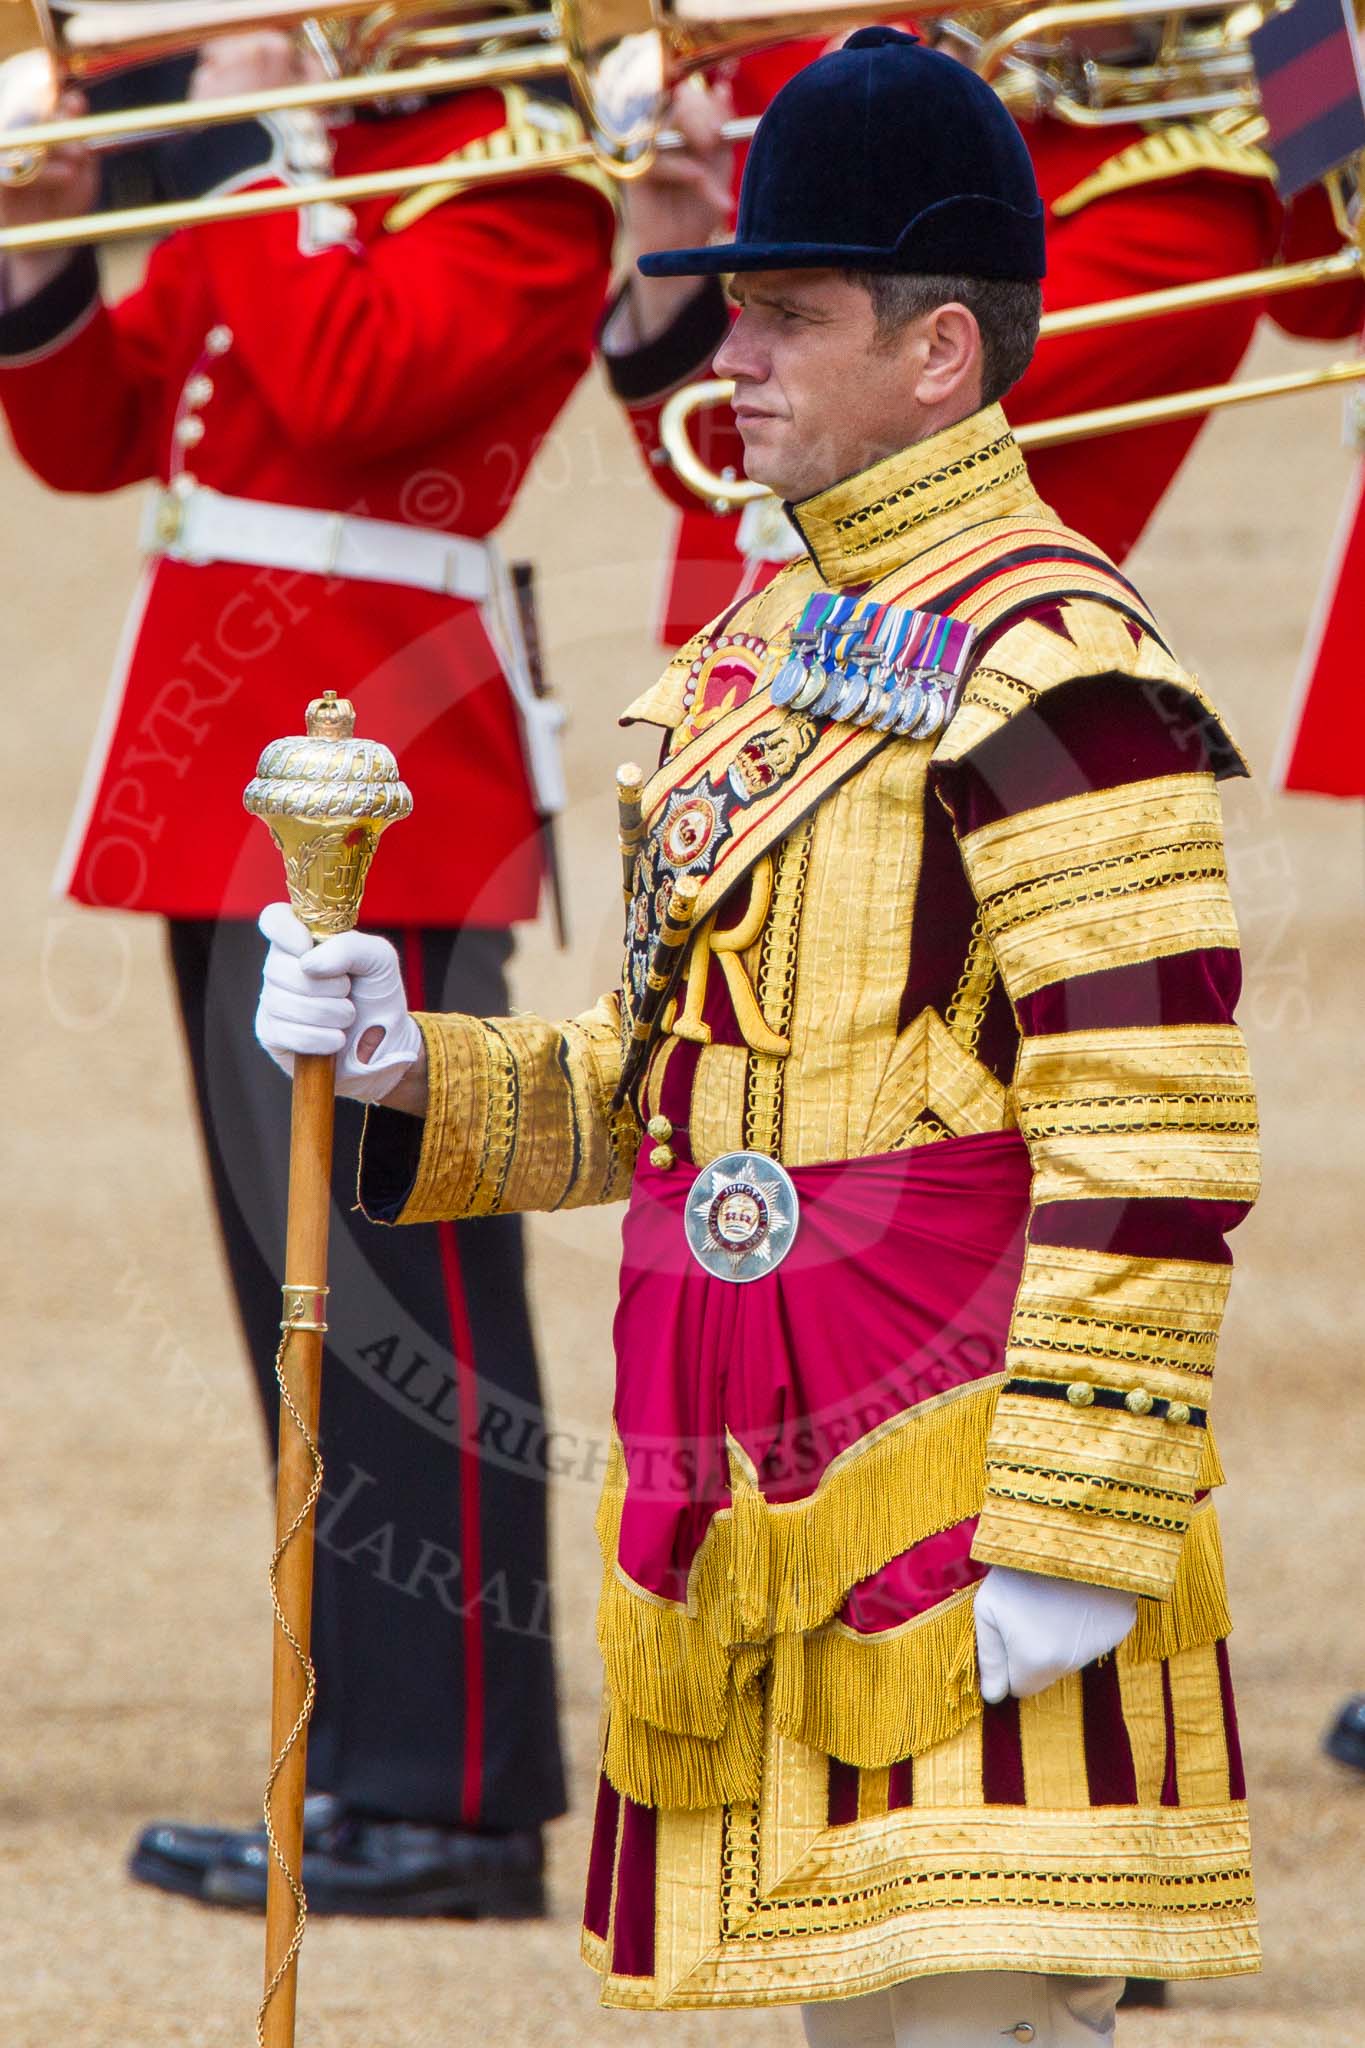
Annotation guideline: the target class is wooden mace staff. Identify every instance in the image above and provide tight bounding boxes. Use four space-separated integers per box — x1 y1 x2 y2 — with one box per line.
243 692 412 2048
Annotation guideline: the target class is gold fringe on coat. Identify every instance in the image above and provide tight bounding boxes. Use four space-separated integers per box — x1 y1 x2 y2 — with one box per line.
773 1495 1231 1774
594 1390 1234 1808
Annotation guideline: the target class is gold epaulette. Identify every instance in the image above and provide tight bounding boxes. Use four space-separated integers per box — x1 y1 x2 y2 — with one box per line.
932 597 1248 775
1051 121 1276 220
620 630 707 731
383 85 617 233
619 563 809 730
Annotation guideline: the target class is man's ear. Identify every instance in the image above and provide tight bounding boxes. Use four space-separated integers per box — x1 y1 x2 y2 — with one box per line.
913 302 984 413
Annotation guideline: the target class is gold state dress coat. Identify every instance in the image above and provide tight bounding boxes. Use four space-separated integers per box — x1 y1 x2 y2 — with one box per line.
360 404 1261 2006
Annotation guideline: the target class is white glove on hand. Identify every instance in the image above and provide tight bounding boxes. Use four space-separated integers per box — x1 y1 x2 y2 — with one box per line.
255 902 423 1104
974 1564 1137 1704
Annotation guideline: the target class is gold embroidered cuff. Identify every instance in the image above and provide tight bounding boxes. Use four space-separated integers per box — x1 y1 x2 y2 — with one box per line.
393 1010 491 1224
972 1499 1191 1598
975 1392 1202 1599
984 1387 1206 1506
554 1001 641 1209
391 997 637 1223
976 1237 1239 1595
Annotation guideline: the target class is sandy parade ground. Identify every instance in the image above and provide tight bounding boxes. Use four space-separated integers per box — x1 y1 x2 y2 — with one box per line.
3 236 1364 2046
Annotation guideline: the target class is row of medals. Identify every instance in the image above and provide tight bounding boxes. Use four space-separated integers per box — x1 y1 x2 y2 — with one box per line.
682 604 970 1277
769 626 961 738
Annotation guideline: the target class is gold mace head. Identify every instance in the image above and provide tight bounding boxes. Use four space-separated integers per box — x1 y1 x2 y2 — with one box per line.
243 692 412 939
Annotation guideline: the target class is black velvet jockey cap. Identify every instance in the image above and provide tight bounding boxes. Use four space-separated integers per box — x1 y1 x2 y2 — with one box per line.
638 27 1045 282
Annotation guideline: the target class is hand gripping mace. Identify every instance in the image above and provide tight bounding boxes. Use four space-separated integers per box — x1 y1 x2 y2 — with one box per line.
243 692 411 2048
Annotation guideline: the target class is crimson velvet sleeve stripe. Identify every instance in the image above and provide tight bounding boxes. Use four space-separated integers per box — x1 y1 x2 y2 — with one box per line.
945 609 1258 1599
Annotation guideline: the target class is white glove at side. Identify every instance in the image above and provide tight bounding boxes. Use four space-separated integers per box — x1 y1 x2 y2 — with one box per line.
255 901 423 1104
974 1564 1138 1704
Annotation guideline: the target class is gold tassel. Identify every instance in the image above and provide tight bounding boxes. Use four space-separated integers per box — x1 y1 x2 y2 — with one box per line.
592 1386 998 1737
1198 1422 1226 1492
769 1505 1229 1773
593 1436 744 1736
728 1451 773 1640
595 1562 733 1740
592 1413 1230 1786
1128 1498 1231 1665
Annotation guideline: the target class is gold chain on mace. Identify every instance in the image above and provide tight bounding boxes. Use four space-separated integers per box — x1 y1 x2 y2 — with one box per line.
255 1285 327 2048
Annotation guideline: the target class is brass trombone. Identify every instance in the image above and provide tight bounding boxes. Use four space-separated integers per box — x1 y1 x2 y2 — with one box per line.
0 0 911 246
0 0 1302 249
949 0 1267 131
1 0 1359 457
652 128 1365 503
661 354 1365 513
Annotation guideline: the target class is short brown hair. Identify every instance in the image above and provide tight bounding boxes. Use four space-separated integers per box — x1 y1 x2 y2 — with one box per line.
849 271 1043 406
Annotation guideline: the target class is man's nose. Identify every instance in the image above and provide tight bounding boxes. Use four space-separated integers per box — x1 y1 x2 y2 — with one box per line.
713 311 764 383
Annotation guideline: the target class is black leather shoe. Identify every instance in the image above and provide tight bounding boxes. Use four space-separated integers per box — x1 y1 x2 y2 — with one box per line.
128 1794 347 1902
1324 1694 1365 1773
203 1811 545 1919
1118 1980 1169 2009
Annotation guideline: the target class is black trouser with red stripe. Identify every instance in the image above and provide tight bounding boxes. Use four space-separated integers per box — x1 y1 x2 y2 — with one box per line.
167 917 566 1832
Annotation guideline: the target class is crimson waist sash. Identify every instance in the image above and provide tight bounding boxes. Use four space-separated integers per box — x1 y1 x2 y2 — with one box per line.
612 1130 1031 1606
595 1132 1037 1804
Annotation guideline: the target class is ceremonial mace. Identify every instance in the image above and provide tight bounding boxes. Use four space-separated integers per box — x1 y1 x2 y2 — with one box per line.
243 693 412 2048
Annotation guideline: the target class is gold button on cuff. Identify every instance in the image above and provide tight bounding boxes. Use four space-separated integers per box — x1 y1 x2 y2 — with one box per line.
646 1115 673 1142
174 415 206 447
1008 2026 1037 2044
649 1145 676 1171
1166 1400 1192 1427
205 323 233 354
1125 1388 1154 1416
1066 1382 1095 1408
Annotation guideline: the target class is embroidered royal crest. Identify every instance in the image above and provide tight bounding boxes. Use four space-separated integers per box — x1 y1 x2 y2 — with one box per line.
727 723 817 800
619 715 819 1057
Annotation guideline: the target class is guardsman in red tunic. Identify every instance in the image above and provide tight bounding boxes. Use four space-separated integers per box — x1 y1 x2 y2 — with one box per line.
600 36 1335 648
0 32 615 1916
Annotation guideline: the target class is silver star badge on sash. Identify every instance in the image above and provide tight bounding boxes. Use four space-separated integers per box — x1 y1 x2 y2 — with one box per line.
685 1151 801 1283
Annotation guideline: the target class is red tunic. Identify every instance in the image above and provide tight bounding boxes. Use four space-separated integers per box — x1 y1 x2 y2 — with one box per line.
1275 455 1365 796
0 93 615 924
1264 187 1365 797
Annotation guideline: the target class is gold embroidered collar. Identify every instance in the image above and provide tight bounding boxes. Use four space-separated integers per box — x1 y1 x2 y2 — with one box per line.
788 403 1043 589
